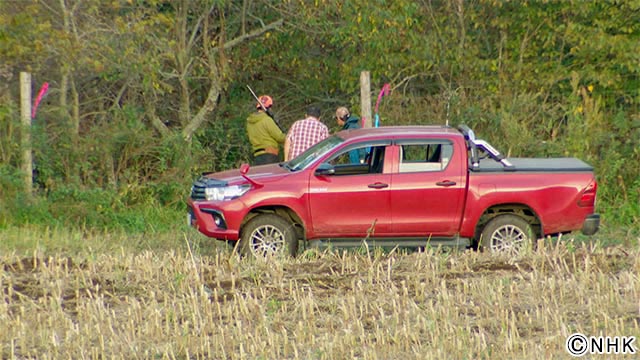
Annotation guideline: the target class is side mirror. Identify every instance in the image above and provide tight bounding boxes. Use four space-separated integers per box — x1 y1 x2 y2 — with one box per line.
240 163 250 175
239 162 263 187
314 163 335 176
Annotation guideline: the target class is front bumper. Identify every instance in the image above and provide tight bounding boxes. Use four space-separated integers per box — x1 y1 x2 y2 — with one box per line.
187 200 246 241
581 214 600 235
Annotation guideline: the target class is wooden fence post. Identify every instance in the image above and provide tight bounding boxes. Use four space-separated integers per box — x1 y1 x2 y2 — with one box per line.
360 71 372 128
20 72 32 195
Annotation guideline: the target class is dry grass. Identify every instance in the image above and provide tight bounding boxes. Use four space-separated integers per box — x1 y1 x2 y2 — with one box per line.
1 235 639 359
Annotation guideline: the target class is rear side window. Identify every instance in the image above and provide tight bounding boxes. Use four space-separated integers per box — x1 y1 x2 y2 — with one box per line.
398 142 453 173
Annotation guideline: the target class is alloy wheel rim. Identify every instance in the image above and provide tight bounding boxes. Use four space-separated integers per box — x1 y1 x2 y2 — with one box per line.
490 224 528 254
249 224 286 256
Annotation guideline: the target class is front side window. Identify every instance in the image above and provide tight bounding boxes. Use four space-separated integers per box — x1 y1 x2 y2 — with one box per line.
324 144 387 176
398 142 453 173
288 135 344 171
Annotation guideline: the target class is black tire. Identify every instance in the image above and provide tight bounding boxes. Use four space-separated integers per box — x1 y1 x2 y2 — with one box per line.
240 214 298 257
479 214 533 255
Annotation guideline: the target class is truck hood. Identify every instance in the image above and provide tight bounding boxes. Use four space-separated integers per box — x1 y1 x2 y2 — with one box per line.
202 163 290 185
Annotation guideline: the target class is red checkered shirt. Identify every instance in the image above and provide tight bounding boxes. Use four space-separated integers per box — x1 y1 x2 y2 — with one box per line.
286 116 330 160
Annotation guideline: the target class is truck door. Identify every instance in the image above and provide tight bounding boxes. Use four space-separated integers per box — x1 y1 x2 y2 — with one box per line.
308 141 392 237
390 139 465 236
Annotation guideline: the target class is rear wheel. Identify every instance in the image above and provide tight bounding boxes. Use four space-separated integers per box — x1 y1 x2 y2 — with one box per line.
240 214 298 257
479 214 533 255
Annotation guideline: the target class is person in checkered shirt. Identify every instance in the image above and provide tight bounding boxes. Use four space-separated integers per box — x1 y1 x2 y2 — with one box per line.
284 106 329 161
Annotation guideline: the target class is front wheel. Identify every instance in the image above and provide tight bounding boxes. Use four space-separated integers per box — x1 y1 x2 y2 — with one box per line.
240 214 298 257
479 214 534 255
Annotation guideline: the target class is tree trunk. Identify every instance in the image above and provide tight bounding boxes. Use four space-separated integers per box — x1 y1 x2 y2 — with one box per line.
145 94 171 137
180 18 283 140
182 79 221 141
176 0 191 126
70 78 80 183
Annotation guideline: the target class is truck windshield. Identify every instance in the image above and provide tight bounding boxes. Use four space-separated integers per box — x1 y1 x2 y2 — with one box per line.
287 135 344 171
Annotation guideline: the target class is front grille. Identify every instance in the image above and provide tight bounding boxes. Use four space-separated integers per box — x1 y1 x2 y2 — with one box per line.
190 176 227 200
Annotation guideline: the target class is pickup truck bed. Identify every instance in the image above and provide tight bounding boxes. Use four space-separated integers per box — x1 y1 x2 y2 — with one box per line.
476 158 594 172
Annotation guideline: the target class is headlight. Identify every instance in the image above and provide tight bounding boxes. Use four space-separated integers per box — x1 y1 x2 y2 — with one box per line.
204 185 250 201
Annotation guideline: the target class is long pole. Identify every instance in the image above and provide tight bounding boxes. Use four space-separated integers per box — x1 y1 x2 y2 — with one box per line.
360 71 372 128
20 72 32 195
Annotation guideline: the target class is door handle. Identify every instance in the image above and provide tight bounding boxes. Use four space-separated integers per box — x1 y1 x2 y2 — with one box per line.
368 182 389 189
436 180 456 187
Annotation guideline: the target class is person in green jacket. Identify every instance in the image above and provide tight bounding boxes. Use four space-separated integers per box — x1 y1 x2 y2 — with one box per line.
246 95 286 165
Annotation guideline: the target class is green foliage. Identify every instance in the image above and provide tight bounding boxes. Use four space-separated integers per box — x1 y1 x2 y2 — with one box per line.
0 0 639 235
0 165 57 228
193 109 252 173
1 181 185 234
0 100 18 165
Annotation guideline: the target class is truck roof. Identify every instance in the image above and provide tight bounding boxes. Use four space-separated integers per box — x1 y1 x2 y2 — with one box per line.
337 125 463 141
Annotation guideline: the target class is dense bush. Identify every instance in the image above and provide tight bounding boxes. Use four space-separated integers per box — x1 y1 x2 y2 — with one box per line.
0 1 637 233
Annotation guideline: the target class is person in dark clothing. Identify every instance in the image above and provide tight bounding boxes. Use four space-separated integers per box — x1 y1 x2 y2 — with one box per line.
336 106 361 130
335 106 364 163
246 95 285 165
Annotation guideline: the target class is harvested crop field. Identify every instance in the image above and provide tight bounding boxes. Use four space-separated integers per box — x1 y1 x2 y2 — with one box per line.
1 238 639 359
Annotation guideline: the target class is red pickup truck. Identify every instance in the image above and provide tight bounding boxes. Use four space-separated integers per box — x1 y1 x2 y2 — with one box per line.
187 125 599 256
